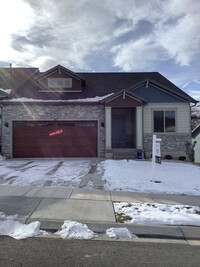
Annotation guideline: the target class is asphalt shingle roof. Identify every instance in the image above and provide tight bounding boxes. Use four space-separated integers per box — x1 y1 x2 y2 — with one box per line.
0 66 197 103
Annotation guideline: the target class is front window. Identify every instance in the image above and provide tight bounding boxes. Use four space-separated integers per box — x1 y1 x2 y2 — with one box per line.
48 78 72 88
153 110 175 133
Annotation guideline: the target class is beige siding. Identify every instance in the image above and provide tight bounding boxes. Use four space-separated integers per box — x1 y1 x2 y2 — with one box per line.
193 135 200 163
143 103 191 134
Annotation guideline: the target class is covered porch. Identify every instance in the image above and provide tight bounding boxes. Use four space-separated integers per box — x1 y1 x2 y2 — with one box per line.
101 90 147 159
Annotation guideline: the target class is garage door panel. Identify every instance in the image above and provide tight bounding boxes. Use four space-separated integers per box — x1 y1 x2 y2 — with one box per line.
13 121 98 158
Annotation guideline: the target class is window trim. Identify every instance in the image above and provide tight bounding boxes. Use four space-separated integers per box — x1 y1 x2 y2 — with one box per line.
152 109 177 134
47 78 72 88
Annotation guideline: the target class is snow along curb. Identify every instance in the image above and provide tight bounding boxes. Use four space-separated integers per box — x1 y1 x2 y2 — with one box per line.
28 220 200 240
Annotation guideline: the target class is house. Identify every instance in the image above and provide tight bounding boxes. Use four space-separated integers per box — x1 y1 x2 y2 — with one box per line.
192 125 200 163
0 64 198 159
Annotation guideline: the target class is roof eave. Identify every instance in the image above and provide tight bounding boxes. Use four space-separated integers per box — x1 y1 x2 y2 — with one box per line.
100 89 148 104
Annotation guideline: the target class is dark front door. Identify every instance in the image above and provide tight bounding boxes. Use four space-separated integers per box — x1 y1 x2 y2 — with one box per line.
112 108 136 148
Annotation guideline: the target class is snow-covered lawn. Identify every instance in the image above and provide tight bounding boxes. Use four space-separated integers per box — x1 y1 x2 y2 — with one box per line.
114 202 200 226
99 159 200 196
0 157 200 195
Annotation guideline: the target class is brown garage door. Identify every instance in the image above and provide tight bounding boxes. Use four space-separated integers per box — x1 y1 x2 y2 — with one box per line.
13 121 98 158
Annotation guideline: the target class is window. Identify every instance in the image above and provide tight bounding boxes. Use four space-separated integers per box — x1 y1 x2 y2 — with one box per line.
153 110 175 133
48 78 72 88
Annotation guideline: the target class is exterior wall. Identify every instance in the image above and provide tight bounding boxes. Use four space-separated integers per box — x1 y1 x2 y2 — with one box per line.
144 133 191 158
143 103 191 134
133 85 185 103
193 135 200 163
143 103 191 158
39 71 82 92
1 104 105 158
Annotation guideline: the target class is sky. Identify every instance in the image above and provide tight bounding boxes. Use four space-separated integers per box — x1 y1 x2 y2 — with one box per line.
0 0 200 99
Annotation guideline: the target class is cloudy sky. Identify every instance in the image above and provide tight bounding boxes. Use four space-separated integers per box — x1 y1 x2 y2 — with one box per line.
0 0 200 99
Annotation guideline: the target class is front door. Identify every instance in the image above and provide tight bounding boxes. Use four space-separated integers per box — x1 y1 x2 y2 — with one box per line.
112 108 136 148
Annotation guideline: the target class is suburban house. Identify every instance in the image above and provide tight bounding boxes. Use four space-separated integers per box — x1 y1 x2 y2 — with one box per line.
0 64 198 159
192 125 200 163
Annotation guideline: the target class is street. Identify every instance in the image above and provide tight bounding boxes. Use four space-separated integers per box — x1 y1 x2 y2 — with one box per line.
0 237 199 267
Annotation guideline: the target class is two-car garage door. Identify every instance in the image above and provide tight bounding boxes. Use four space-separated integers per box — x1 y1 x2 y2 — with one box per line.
12 121 98 158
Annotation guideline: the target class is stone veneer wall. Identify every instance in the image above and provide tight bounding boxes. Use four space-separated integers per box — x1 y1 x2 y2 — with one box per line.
1 104 105 158
144 133 191 159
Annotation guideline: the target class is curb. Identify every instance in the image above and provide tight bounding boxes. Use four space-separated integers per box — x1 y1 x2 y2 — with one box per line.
27 218 200 240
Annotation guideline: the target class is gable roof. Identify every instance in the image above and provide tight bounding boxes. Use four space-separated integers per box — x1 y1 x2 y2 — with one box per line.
0 65 197 103
37 64 85 82
77 72 197 103
192 124 200 139
0 88 11 99
0 67 39 91
100 89 148 104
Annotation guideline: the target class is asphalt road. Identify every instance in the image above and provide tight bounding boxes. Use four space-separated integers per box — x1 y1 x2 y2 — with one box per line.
0 237 199 267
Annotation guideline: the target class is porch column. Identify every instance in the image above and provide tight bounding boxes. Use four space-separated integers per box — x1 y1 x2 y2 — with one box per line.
105 107 112 149
136 106 143 149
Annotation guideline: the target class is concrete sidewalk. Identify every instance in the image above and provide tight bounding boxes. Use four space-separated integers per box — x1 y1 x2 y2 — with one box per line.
0 185 200 240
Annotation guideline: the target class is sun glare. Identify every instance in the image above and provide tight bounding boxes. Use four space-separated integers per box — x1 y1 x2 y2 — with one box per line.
0 0 34 62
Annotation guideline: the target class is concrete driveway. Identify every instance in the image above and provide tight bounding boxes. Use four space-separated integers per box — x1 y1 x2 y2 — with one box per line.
0 158 105 189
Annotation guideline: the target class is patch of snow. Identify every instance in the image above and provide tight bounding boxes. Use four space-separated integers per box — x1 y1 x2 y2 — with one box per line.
3 93 113 103
56 220 97 239
99 159 200 195
0 212 41 239
114 202 200 226
0 88 12 94
106 227 137 239
1 159 200 196
0 159 91 187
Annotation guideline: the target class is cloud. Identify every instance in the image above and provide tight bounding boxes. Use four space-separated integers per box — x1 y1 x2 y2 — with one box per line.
156 13 200 66
0 0 200 85
111 37 166 71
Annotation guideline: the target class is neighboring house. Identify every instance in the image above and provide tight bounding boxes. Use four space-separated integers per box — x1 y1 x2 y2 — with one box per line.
0 64 198 159
0 87 11 152
192 125 200 163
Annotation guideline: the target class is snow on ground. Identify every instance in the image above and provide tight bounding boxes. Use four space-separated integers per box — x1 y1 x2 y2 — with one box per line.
0 212 41 240
114 202 200 226
56 220 97 240
99 159 200 195
0 159 91 187
0 157 200 195
106 227 136 239
0 213 136 240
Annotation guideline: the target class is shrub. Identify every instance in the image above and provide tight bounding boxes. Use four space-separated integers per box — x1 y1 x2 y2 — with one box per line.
164 155 173 160
185 141 197 162
179 156 186 161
